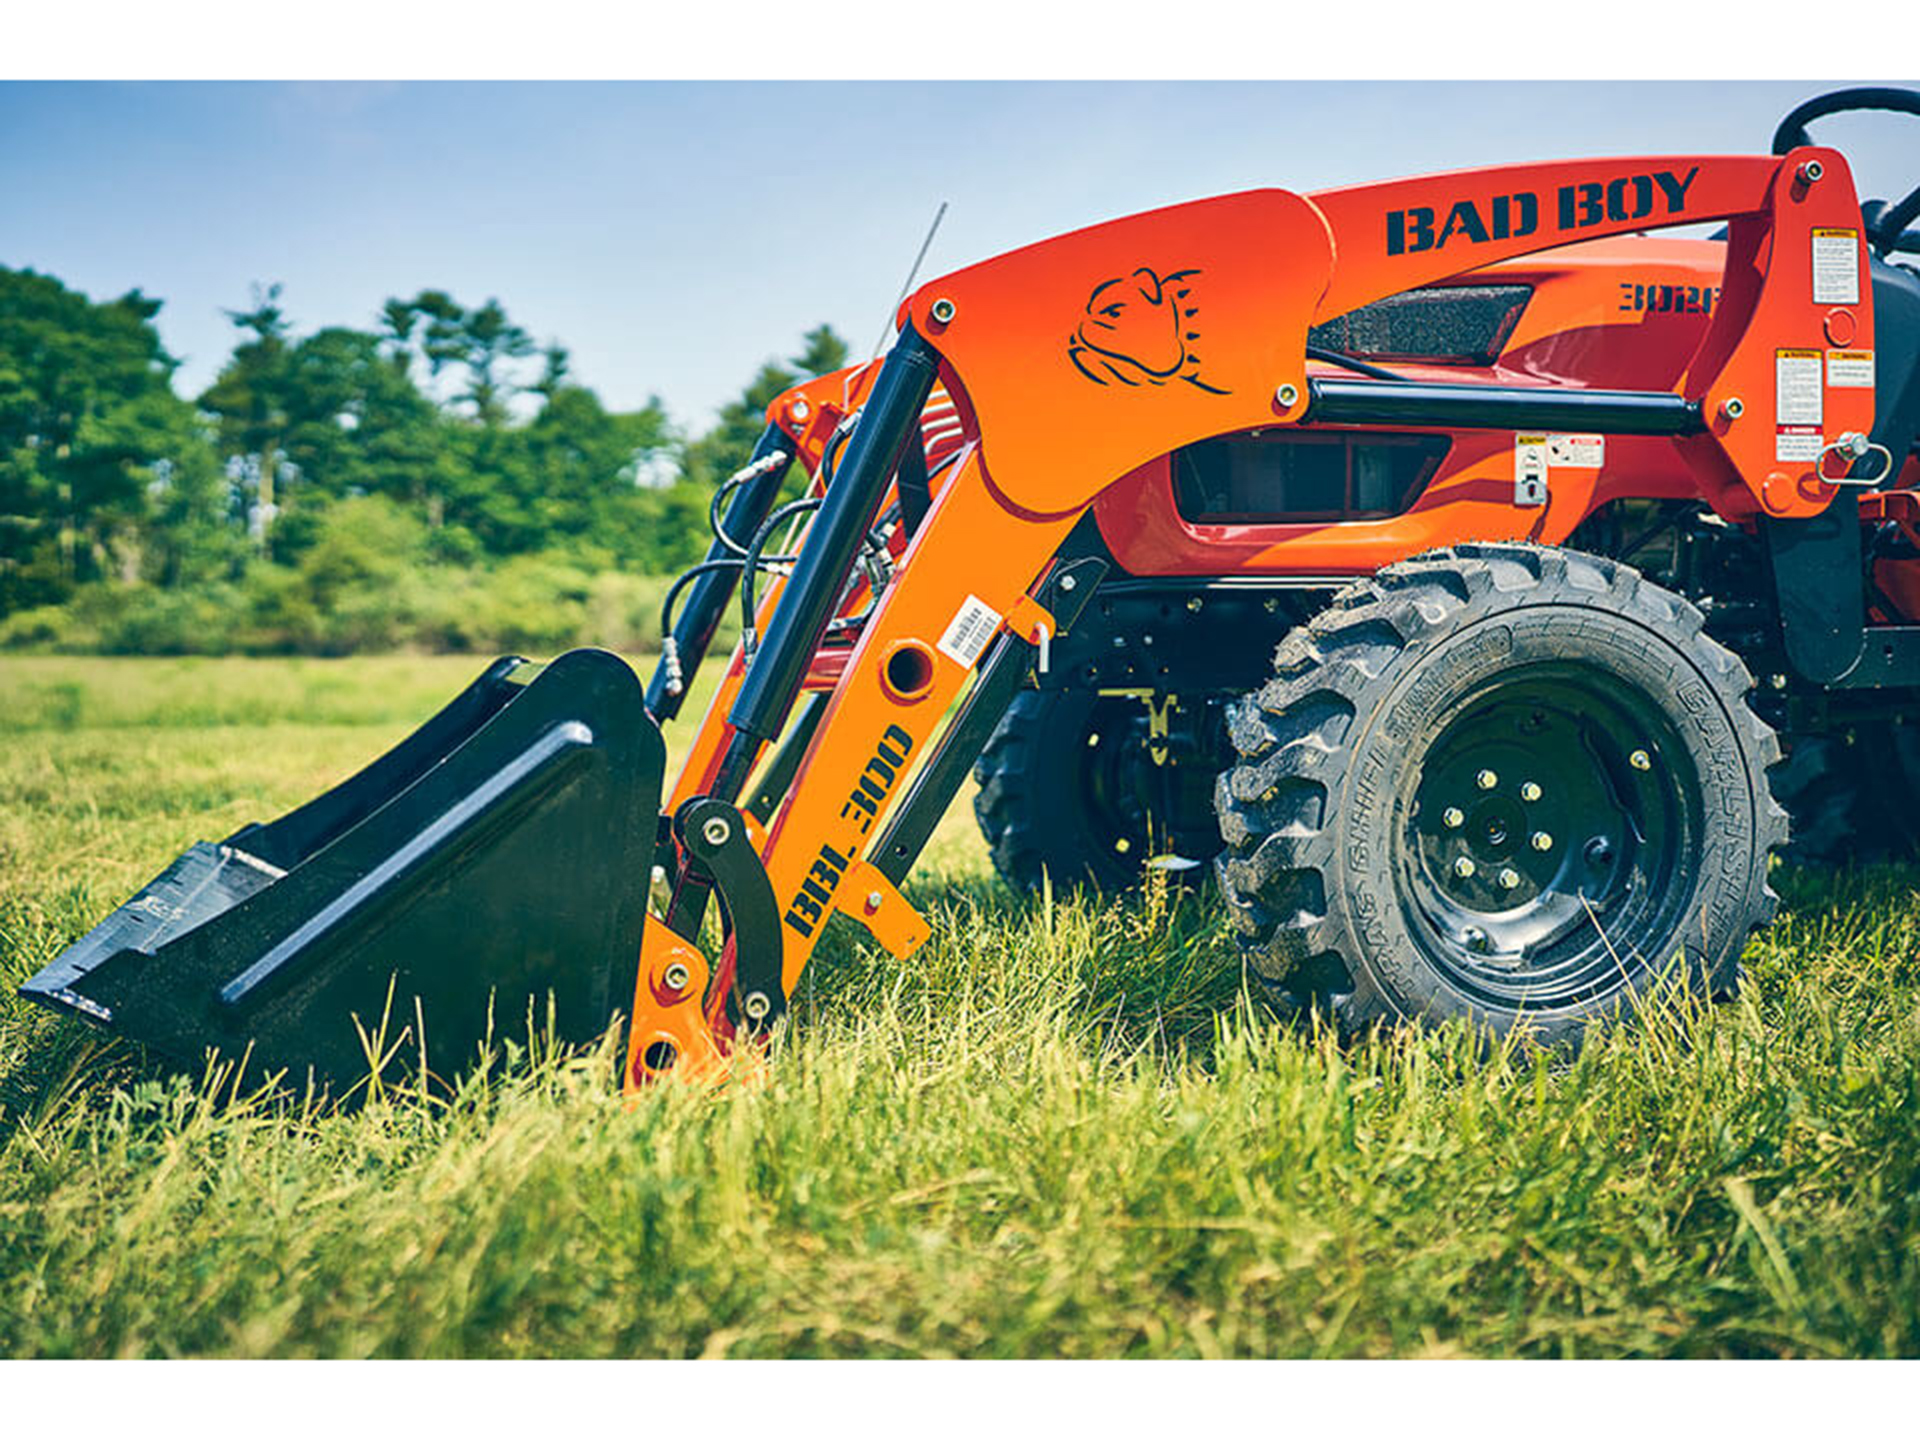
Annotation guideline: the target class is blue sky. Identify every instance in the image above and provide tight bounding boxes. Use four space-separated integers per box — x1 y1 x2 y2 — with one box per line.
2 81 1915 432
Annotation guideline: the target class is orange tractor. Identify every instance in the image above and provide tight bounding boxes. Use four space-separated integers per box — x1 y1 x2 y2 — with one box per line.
24 87 1920 1086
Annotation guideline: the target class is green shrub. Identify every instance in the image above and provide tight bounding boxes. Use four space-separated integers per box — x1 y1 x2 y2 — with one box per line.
0 493 730 659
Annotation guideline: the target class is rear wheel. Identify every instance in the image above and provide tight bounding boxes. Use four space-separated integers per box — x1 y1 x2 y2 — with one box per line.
1215 544 1787 1046
1772 722 1920 864
973 689 1220 893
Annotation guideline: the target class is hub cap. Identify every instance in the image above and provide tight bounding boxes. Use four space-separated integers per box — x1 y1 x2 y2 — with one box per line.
1396 667 1700 1008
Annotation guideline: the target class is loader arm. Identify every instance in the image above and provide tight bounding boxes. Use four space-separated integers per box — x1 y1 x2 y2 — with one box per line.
27 137 1886 1096
624 148 1882 1087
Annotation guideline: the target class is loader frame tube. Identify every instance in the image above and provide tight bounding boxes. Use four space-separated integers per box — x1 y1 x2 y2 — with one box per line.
1304 378 1705 436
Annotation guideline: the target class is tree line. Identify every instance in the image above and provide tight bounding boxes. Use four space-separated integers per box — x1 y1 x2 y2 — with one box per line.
0 265 846 654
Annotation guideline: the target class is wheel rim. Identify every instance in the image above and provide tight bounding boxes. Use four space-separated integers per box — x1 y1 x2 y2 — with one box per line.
1394 664 1702 1009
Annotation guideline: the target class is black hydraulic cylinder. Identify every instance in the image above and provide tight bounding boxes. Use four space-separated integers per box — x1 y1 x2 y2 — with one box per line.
1305 377 1704 436
724 323 941 753
645 424 793 722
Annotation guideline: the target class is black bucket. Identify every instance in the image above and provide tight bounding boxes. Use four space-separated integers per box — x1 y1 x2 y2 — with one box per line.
19 648 665 1094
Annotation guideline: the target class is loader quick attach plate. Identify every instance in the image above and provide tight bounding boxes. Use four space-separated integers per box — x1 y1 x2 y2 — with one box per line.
19 648 664 1095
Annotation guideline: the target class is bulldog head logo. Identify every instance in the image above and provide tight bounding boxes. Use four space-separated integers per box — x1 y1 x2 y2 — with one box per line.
1068 266 1228 394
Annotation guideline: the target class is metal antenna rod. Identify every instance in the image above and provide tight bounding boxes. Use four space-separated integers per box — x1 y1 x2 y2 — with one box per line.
869 201 948 361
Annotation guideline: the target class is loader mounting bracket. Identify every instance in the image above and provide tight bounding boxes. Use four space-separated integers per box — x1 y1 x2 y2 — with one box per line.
1765 491 1866 685
1765 491 1920 689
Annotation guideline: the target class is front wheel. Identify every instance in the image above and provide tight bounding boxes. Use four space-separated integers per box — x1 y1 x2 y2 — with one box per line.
1214 544 1788 1047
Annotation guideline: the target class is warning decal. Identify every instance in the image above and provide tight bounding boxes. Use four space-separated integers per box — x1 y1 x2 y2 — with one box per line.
1513 434 1548 506
1545 433 1605 467
937 594 1003 668
1827 350 1875 388
1812 228 1861 306
1776 349 1824 426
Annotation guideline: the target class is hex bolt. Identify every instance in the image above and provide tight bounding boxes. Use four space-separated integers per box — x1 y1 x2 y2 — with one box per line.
1453 856 1477 879
929 297 957 324
1771 673 1788 690
743 991 772 1022
864 890 884 913
1059 574 1077 592
1275 382 1300 408
663 962 691 993
701 814 733 848
1519 781 1543 802
1187 596 1204 612
1442 806 1465 829
1720 396 1746 422
1797 158 1824 185
1476 768 1499 790
1531 831 1554 852
1629 749 1652 771
1463 926 1490 953
1498 867 1521 890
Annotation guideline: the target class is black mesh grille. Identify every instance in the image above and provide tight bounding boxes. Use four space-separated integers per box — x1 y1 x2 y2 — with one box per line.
1309 284 1532 366
1172 432 1449 524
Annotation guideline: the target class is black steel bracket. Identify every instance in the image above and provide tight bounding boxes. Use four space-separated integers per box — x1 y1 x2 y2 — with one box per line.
1764 492 1867 685
674 796 787 1028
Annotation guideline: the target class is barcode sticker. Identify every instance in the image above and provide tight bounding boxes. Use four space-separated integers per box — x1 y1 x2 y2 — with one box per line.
937 595 1003 668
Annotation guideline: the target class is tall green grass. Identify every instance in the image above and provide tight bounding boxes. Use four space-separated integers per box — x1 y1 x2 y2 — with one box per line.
1 657 1917 1357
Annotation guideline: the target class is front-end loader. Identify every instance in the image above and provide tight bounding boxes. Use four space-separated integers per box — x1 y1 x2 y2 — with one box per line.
24 87 1920 1088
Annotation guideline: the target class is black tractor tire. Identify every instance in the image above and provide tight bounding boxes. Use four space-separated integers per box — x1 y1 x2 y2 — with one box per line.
1215 543 1788 1047
973 689 1216 894
1772 724 1920 865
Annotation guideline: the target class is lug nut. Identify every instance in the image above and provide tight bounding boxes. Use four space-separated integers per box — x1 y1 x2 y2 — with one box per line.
663 962 691 993
1453 856 1476 879
1519 781 1542 802
701 815 733 847
1629 749 1652 771
1476 769 1499 790
1498 867 1521 890
1442 806 1465 829
1531 831 1554 852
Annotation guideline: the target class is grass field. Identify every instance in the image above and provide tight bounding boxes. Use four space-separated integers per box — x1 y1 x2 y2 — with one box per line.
2 655 1919 1357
